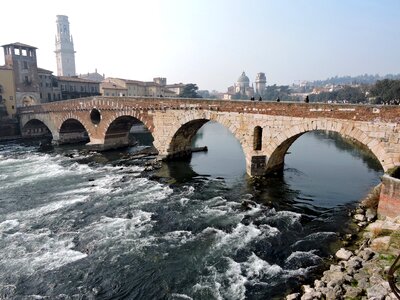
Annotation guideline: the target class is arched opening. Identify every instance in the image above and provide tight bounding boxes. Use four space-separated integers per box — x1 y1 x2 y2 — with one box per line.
165 120 246 181
281 130 383 208
253 126 263 150
90 108 101 125
167 119 209 158
266 130 384 175
104 116 154 151
21 119 53 140
59 119 89 144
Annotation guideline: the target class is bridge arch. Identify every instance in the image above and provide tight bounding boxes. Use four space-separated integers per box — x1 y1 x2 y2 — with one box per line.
165 114 248 161
103 115 154 150
58 118 90 145
21 118 56 141
265 120 388 174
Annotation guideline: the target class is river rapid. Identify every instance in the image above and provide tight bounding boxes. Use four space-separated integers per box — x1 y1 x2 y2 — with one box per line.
0 122 382 299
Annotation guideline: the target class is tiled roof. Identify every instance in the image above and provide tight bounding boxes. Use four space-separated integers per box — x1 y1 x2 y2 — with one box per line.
100 82 126 90
1 42 37 49
57 76 99 83
37 68 53 74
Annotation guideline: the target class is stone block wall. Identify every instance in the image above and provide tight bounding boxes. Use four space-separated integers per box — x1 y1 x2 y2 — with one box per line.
378 175 400 218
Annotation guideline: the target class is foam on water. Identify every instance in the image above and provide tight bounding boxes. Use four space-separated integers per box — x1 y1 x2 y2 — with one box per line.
212 223 262 254
0 219 20 233
0 229 87 279
5 196 89 221
291 231 337 249
171 293 193 300
77 211 154 254
243 253 283 280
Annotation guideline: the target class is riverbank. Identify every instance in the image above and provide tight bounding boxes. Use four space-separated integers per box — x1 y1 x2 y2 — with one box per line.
286 184 400 300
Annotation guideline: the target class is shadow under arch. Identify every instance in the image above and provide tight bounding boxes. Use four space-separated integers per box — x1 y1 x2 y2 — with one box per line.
165 119 247 180
21 119 53 141
266 129 384 174
104 115 154 150
59 118 90 145
167 119 210 158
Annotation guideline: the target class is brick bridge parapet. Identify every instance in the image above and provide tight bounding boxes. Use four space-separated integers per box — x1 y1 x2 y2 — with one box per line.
18 96 400 176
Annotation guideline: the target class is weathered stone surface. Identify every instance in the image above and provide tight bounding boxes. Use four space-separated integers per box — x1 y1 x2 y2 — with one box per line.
344 285 363 299
366 208 377 221
358 248 375 261
354 213 366 221
379 175 400 219
367 282 390 300
18 97 400 185
370 236 391 252
336 248 353 260
286 293 300 300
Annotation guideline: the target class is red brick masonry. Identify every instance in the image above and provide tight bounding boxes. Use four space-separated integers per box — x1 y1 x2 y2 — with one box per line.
378 175 400 219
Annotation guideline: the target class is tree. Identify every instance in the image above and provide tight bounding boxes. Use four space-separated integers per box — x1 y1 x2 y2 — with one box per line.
370 79 400 104
262 84 292 101
179 84 202 98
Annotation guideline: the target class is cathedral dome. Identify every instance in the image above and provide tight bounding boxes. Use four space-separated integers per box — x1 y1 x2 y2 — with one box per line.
237 72 250 83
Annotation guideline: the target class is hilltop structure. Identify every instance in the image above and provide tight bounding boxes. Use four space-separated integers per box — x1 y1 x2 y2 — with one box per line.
224 71 266 100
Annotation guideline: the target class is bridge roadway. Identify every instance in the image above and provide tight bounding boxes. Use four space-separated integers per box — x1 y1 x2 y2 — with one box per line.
18 96 400 177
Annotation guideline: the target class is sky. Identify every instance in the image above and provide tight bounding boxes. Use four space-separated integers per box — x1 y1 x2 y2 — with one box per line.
1 0 400 91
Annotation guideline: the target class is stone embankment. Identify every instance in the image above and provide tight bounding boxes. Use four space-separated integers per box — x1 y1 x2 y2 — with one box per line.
287 184 400 300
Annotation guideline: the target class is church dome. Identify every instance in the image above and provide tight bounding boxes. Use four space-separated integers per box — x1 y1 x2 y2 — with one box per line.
237 72 250 83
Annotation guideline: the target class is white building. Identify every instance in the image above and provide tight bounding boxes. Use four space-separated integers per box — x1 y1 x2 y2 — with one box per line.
255 72 266 95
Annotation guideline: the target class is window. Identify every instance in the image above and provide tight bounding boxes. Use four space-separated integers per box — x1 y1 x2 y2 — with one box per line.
48 93 51 101
22 49 27 56
10 96 13 100
23 61 28 69
253 126 263 151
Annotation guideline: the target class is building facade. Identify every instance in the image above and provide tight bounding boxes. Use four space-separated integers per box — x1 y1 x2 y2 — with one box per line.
55 15 76 77
0 66 16 116
101 77 179 97
38 68 62 102
2 42 41 107
79 69 105 82
58 76 100 100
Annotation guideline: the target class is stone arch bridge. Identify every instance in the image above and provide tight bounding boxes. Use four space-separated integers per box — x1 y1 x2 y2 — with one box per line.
18 96 400 177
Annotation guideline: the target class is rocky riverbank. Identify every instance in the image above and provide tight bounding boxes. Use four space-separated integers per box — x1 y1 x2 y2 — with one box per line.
287 184 400 300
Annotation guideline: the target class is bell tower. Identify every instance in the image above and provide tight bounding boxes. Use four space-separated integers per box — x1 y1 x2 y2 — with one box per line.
55 15 76 77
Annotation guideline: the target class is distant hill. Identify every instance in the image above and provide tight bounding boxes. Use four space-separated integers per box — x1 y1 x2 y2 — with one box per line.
309 74 400 87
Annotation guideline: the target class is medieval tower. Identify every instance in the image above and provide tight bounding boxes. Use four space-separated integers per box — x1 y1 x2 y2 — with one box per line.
55 15 76 77
255 72 267 95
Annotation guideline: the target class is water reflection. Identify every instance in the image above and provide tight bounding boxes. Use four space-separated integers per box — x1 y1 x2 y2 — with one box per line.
165 122 383 211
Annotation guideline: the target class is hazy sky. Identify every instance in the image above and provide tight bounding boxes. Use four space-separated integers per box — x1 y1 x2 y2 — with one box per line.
1 0 399 91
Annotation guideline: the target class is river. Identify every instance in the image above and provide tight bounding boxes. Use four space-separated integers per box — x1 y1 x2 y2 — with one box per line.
0 121 382 299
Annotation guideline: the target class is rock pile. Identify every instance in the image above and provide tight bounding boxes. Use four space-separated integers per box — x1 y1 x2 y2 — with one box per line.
286 185 400 300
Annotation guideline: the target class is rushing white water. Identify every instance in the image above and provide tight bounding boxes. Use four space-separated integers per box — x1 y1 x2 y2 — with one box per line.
0 126 383 299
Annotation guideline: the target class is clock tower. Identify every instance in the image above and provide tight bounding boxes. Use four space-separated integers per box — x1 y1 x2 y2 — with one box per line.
55 15 76 77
